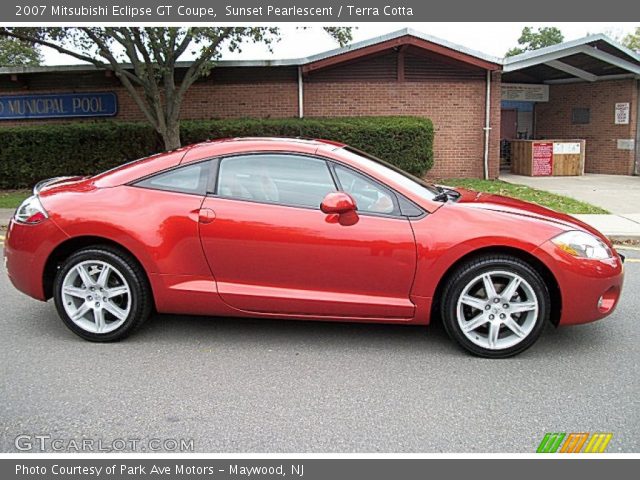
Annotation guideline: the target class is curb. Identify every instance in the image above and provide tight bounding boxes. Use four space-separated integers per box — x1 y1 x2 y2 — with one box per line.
572 214 640 243
608 235 640 243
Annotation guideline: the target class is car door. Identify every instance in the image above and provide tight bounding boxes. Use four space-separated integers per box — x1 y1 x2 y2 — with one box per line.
198 153 417 319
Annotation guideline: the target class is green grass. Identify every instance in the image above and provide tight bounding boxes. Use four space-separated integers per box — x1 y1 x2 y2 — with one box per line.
0 190 31 209
441 179 609 215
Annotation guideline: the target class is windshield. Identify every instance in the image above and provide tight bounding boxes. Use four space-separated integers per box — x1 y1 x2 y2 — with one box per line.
341 147 440 200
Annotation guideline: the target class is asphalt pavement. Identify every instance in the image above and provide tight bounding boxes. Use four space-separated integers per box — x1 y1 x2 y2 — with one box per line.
1 246 639 453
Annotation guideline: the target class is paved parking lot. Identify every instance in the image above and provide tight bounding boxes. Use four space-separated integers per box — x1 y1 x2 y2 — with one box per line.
1 246 639 453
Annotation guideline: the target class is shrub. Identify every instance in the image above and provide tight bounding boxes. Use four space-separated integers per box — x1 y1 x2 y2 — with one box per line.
0 122 156 189
0 116 433 188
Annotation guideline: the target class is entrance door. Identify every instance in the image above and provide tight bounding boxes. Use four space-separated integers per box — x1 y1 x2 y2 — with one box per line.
501 109 518 140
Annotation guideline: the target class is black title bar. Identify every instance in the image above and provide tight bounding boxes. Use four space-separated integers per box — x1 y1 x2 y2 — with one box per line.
4 459 640 480
4 0 640 22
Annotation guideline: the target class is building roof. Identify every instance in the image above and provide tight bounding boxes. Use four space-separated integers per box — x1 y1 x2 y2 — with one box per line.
0 28 502 76
1 29 638 84
301 28 502 72
503 34 640 83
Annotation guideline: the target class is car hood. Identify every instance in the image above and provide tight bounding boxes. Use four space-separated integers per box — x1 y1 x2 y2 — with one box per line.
450 187 611 244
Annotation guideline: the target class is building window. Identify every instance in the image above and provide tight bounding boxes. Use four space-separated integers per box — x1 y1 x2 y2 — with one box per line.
572 107 590 125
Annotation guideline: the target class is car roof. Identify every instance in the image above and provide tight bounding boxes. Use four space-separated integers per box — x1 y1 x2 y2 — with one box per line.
178 137 346 165
193 136 345 148
93 137 345 188
90 136 442 213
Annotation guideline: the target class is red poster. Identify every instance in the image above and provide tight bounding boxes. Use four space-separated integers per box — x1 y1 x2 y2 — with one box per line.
532 142 553 176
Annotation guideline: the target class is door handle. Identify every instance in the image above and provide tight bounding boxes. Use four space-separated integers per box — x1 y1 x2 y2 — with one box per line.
197 208 216 224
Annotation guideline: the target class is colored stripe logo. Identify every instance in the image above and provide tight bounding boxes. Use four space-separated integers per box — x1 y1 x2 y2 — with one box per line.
537 433 612 453
584 433 613 453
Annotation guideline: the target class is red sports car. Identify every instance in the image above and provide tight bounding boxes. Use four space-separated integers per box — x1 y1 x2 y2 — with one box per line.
4 138 624 357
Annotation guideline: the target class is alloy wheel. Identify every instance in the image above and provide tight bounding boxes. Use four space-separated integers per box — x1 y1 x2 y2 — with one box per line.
456 270 539 350
61 260 132 334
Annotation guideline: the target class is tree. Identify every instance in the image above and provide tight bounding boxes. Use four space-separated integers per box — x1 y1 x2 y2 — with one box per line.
0 27 352 150
622 27 640 52
0 36 42 66
506 26 564 57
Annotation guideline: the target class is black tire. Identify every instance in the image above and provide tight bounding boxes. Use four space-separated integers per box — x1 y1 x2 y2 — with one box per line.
440 254 550 358
53 246 152 342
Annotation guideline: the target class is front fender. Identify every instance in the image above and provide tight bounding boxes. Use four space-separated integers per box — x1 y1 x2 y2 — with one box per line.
409 206 564 299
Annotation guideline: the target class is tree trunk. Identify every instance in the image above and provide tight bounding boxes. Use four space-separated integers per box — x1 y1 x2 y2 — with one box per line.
160 121 182 151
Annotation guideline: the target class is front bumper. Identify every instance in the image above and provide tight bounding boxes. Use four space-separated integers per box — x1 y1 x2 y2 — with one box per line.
535 240 624 326
4 218 68 301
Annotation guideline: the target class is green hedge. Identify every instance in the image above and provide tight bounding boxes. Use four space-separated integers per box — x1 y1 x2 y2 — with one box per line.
0 116 433 188
0 122 156 189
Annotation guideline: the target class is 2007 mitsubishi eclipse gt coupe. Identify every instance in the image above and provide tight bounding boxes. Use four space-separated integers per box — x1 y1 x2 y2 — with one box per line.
4 137 624 357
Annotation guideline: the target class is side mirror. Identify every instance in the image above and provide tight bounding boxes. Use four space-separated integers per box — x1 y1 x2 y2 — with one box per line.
320 192 357 214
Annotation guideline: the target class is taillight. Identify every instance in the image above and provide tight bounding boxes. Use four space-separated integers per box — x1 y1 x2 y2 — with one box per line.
14 195 48 224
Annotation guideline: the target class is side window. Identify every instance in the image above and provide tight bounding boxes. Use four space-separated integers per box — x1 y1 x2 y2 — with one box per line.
135 161 210 195
217 154 336 209
334 165 398 215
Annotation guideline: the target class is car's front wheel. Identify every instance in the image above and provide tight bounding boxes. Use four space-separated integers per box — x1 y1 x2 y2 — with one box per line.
53 246 152 341
441 254 550 358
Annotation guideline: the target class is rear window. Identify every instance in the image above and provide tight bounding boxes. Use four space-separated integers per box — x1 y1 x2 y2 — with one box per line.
134 161 210 195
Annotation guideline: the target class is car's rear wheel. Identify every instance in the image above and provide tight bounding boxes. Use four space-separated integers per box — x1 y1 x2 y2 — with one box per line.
441 254 550 358
53 247 152 341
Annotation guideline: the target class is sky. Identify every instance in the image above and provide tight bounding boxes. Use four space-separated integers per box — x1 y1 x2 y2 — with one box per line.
40 23 638 65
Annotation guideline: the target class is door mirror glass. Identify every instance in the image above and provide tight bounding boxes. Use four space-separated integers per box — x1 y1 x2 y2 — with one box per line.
320 192 357 214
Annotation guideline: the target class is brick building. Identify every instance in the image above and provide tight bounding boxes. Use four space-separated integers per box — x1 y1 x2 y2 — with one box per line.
502 36 640 177
0 29 639 178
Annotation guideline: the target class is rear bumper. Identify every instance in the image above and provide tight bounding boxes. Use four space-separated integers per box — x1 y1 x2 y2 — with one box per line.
4 218 68 301
535 240 624 326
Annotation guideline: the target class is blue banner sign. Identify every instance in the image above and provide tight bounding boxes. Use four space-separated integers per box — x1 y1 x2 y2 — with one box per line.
501 100 534 112
0 92 117 120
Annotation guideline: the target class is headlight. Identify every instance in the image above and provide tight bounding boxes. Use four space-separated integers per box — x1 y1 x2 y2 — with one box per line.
551 230 612 260
14 195 48 224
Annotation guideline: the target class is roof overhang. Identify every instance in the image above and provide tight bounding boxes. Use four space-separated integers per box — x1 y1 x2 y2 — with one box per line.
503 34 640 84
3 30 636 83
301 28 502 73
